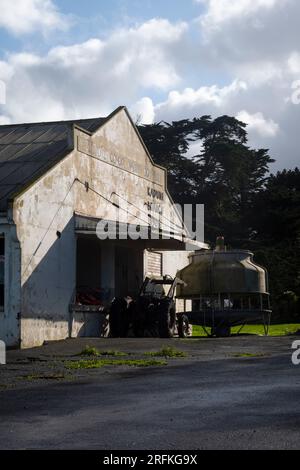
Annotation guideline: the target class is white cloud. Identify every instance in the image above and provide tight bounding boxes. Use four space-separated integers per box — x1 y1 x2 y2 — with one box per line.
0 115 10 125
185 0 300 169
0 19 187 123
0 60 14 82
47 39 104 67
0 0 70 36
0 1 298 171
236 110 279 137
130 97 155 125
288 52 300 75
236 61 283 87
156 80 247 114
199 0 284 34
196 0 297 68
0 80 6 105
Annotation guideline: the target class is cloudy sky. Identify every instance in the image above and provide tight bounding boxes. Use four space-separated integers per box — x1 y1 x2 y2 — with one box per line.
0 0 299 170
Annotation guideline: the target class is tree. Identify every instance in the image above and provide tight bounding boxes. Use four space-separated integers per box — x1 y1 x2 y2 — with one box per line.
250 168 300 243
250 168 300 317
139 120 200 202
140 117 299 318
140 115 274 245
191 116 274 244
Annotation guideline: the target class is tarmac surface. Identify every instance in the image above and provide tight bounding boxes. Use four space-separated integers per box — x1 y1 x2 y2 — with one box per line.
0 335 299 450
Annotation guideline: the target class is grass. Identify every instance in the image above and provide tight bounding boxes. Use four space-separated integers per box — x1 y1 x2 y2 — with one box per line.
0 384 10 390
65 359 167 370
78 346 127 357
231 352 268 358
191 323 300 337
24 373 66 381
145 346 187 358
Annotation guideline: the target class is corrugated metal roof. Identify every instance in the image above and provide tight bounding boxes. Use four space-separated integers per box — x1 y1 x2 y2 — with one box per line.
0 117 106 211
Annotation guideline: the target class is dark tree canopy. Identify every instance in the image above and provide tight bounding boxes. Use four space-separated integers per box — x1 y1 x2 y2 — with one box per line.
139 116 300 319
139 115 274 244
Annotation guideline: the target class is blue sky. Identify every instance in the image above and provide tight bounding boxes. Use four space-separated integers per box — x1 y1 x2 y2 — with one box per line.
57 0 203 30
0 0 299 170
0 0 203 55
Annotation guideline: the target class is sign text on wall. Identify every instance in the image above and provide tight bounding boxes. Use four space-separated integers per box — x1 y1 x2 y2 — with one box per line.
78 136 164 187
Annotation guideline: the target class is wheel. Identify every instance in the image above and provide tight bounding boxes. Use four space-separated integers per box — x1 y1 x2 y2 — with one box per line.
109 298 130 338
158 303 176 338
132 321 144 338
178 314 190 338
211 325 231 338
128 301 145 338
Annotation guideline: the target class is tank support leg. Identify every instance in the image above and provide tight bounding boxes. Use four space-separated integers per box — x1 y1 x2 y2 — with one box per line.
202 325 211 337
262 313 271 336
237 323 246 335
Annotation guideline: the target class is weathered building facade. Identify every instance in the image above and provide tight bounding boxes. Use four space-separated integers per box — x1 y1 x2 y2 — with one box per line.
0 107 204 349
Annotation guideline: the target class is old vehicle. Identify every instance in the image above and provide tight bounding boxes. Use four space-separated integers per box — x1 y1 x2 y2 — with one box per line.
109 276 189 338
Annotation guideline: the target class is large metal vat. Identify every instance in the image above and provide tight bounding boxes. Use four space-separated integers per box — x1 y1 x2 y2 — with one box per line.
177 250 268 298
176 239 271 336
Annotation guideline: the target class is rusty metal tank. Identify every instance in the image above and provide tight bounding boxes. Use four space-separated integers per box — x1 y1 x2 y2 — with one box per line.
176 238 271 336
176 249 268 298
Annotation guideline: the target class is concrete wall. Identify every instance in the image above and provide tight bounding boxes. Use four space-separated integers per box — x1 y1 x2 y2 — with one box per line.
162 251 192 313
11 108 187 348
162 251 191 279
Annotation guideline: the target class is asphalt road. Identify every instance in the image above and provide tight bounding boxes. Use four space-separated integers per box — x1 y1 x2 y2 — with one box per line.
0 336 300 450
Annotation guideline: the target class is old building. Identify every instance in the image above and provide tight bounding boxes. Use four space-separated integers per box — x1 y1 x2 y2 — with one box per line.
0 106 205 348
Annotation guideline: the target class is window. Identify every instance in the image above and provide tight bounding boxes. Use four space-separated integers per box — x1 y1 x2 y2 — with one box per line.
0 236 4 311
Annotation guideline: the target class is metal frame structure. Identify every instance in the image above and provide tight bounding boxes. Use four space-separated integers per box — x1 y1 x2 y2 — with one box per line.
177 292 272 337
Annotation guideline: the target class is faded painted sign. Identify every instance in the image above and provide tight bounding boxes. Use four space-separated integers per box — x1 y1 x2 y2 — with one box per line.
77 136 164 187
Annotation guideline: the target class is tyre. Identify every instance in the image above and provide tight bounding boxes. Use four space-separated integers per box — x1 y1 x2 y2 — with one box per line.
158 303 176 338
109 298 129 338
211 325 231 338
178 314 190 338
132 321 144 338
129 301 145 338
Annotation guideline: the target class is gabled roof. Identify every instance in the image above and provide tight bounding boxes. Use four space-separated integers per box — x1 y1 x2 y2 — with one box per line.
0 114 109 212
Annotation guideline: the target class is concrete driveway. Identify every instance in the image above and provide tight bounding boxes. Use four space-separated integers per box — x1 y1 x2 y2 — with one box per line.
0 336 299 450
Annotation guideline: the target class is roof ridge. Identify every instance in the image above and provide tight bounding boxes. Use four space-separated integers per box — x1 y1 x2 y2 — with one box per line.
0 116 106 129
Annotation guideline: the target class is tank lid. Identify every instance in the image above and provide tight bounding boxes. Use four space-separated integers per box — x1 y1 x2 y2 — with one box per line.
190 249 254 259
